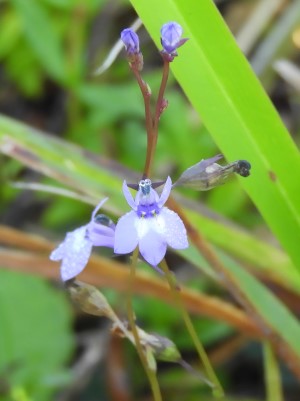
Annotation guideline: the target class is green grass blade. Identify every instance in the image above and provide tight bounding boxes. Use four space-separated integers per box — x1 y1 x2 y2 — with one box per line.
128 0 300 269
263 342 283 401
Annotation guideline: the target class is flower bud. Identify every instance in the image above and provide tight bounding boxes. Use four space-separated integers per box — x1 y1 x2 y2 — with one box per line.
121 28 140 55
160 21 188 60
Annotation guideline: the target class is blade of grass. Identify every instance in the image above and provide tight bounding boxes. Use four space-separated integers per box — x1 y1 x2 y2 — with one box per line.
263 342 283 401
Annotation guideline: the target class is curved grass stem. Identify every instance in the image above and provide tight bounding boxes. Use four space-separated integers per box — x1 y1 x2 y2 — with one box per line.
159 259 224 398
126 248 163 401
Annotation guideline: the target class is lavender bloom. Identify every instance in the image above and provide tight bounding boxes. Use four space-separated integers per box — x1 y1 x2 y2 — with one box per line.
114 177 188 267
50 198 115 281
160 22 188 57
121 28 140 55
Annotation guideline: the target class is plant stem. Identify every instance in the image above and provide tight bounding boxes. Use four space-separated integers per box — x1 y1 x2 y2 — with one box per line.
126 248 163 401
130 60 170 178
130 67 154 178
154 59 170 133
159 259 224 398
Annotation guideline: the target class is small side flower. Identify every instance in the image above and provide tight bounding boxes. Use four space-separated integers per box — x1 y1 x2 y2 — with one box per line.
114 178 188 268
50 198 115 281
160 22 188 61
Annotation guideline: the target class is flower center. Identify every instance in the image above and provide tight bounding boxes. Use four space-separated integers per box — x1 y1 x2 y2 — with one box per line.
136 178 160 218
139 178 152 195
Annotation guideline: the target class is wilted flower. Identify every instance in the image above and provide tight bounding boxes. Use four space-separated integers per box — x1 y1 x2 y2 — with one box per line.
121 28 140 55
50 198 115 281
114 177 188 267
160 22 188 58
173 155 251 190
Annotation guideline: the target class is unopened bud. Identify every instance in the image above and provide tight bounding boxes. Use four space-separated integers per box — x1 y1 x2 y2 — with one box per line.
160 21 188 61
66 280 114 318
121 28 140 55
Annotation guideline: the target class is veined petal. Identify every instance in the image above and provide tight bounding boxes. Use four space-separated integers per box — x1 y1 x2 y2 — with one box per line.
139 229 167 266
158 176 172 208
122 181 137 210
114 211 139 254
160 208 188 249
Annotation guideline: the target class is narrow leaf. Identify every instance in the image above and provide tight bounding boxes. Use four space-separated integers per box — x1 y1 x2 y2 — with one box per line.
128 0 300 269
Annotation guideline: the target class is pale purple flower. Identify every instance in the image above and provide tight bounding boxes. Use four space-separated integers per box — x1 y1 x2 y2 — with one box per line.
50 198 115 281
121 28 140 55
160 22 188 57
114 177 188 267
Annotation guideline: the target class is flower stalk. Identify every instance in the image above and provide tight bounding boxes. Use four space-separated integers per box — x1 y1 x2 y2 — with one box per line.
159 259 224 398
126 247 162 401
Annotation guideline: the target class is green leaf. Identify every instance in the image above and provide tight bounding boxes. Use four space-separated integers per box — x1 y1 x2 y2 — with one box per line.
11 0 67 83
128 0 300 269
221 253 300 359
263 342 283 401
0 269 74 401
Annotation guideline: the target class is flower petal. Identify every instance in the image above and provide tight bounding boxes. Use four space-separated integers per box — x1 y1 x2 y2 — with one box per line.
160 208 188 249
87 218 115 248
122 181 137 210
158 176 172 208
160 22 183 53
50 241 65 261
91 197 109 220
114 211 139 254
57 226 93 281
121 28 140 54
139 229 167 266
88 231 115 247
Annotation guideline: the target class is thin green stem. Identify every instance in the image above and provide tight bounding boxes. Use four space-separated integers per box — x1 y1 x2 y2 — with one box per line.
126 248 163 401
263 342 283 401
159 259 224 398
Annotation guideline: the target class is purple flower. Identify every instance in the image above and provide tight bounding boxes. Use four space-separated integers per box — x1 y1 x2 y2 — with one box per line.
121 28 140 55
50 198 115 281
160 22 188 57
114 177 188 267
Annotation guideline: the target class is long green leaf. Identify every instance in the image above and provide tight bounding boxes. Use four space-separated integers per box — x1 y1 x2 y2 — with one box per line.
128 0 300 269
263 342 283 401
